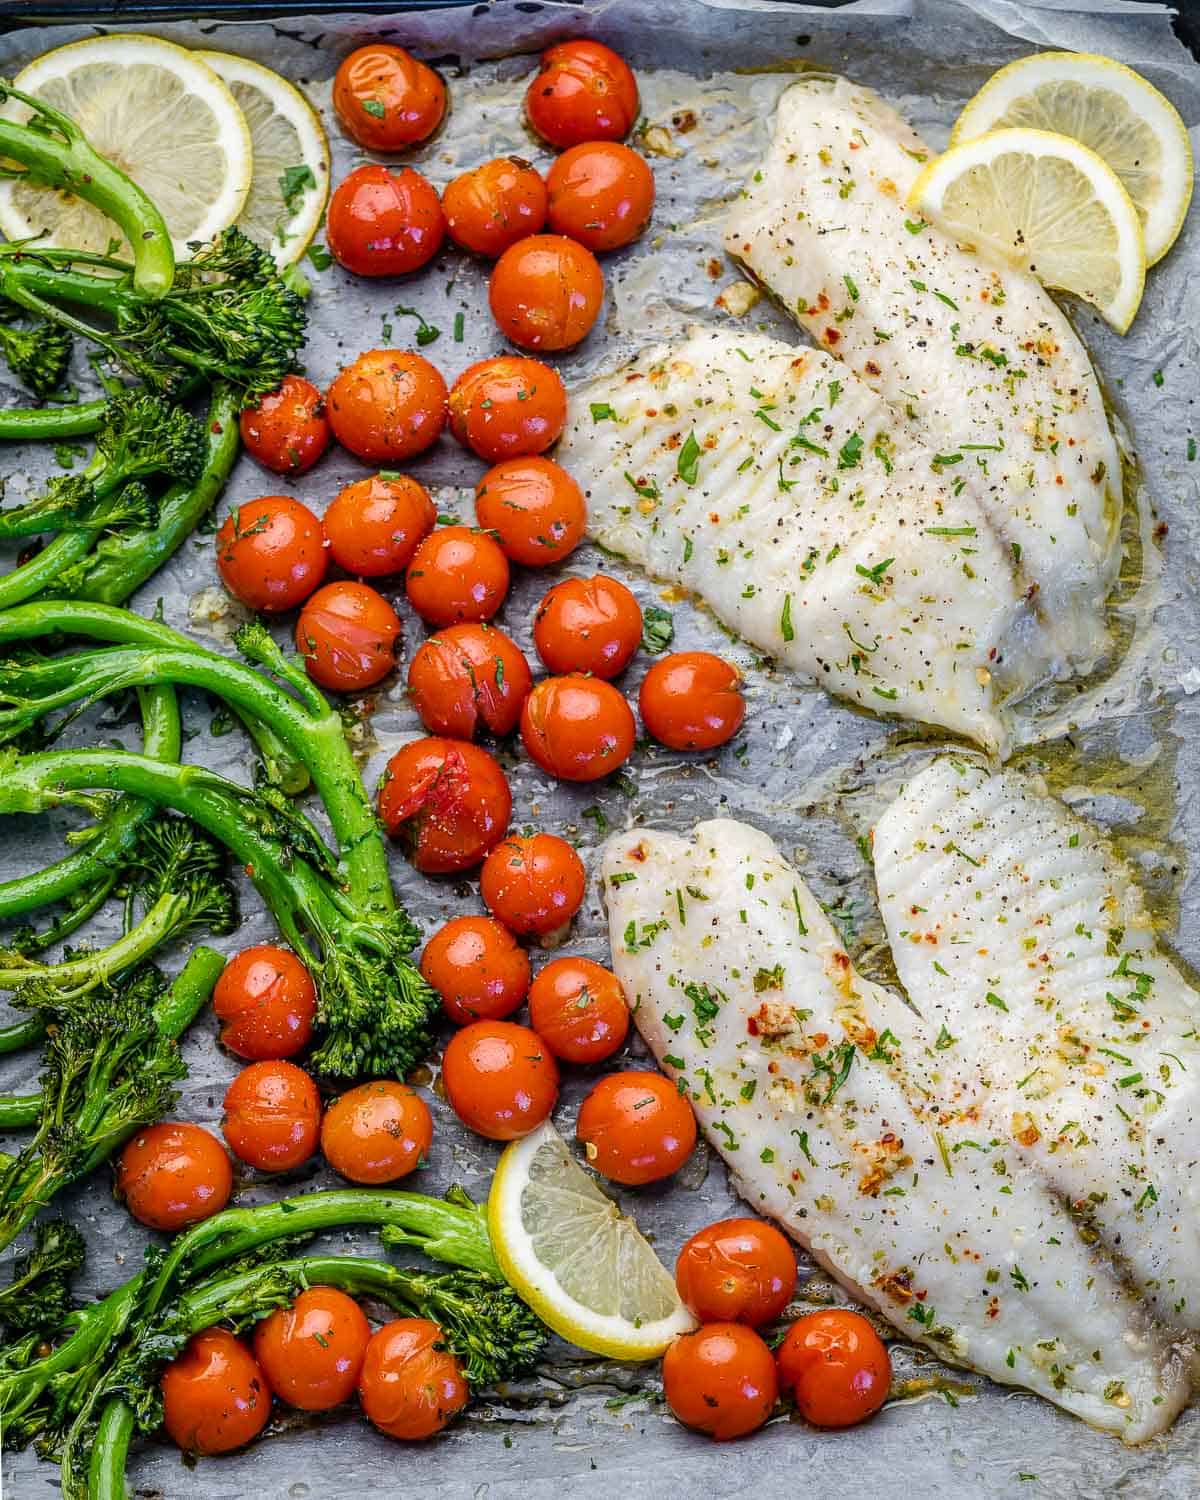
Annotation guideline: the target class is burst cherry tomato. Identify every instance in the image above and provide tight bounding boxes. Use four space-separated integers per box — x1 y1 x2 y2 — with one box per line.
378 737 511 873
489 234 603 352
222 1060 321 1173
216 495 327 613
775 1310 892 1428
359 1318 468 1440
479 832 585 936
405 525 509 626
212 945 316 1061
239 375 330 475
332 43 446 151
524 39 639 148
407 622 532 738
117 1122 233 1231
474 456 586 566
443 156 547 257
527 957 628 1064
533 574 642 678
448 356 566 462
326 349 447 464
441 1020 558 1140
576 1070 696 1185
327 164 445 278
520 674 635 782
162 1329 271 1455
421 915 531 1025
321 1081 433 1185
546 142 654 253
639 651 745 751
662 1324 778 1442
323 473 436 577
254 1286 371 1411
675 1219 797 1327
295 580 402 692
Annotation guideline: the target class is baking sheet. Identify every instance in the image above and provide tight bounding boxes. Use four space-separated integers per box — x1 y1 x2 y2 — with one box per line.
1 0 1199 1495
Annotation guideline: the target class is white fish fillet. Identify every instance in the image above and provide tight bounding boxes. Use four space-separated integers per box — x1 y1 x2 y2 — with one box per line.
724 76 1121 673
559 328 1043 754
602 819 1193 1440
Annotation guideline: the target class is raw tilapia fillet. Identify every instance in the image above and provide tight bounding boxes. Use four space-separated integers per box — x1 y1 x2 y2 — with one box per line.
602 819 1193 1440
725 77 1121 673
559 329 1042 753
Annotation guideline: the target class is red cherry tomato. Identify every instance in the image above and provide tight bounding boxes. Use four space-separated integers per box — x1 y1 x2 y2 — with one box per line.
489 234 604 352
222 1060 322 1173
405 525 509 626
407 622 532 739
254 1286 371 1411
532 574 642 678
448 356 567 463
323 473 436 577
675 1219 798 1327
546 142 654 253
519 674 635 782
443 156 547 257
662 1323 778 1441
378 736 511 874
639 651 745 751
320 1080 433 1185
421 915 531 1025
327 164 445 278
117 1121 233 1231
441 1020 558 1140
474 456 586 566
479 832 585 936
358 1318 468 1440
332 43 445 151
775 1310 892 1428
524 40 639 148
212 945 316 1061
239 375 330 476
295 580 402 692
326 349 447 464
527 956 629 1064
216 495 327 613
576 1070 696 1185
162 1328 271 1455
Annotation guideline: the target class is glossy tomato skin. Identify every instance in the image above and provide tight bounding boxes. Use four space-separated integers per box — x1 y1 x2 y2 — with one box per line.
775 1310 891 1428
533 574 642 678
407 622 532 738
117 1121 233 1231
447 356 566 463
359 1318 468 1440
332 43 445 151
441 1020 558 1140
327 164 445 278
222 1060 322 1173
213 945 316 1061
546 142 654 252
662 1323 778 1442
474 456 586 566
639 651 745 751
524 40 638 148
240 376 330 476
378 737 511 873
162 1328 271 1455
675 1218 798 1327
479 832 585 936
254 1286 371 1411
216 495 327 613
489 234 604 352
421 915 531 1025
443 156 547 257
520 674 636 782
326 350 447 464
576 1070 696 1185
324 473 436 577
527 956 629 1064
405 526 510 626
295 581 402 692
321 1080 433 1185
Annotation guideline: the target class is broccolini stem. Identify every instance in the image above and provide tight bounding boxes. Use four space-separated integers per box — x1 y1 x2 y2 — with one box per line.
88 1398 134 1500
154 945 226 1040
0 1015 44 1054
0 890 189 996
0 397 107 443
0 526 98 611
0 1092 38 1128
178 1254 434 1330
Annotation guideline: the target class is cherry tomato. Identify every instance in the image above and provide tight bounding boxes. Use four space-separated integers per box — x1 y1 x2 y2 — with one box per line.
421 915 531 1025
407 622 532 738
320 1080 433 1185
222 1060 321 1173
489 234 604 352
378 736 511 874
162 1328 271 1455
524 39 639 148
332 43 445 151
479 832 585 936
327 164 445 278
639 651 745 751
441 1020 558 1140
520 674 635 782
240 375 330 476
212 945 317 1061
775 1310 892 1428
358 1318 468 1440
295 580 402 692
675 1219 797 1327
576 1070 696 1185
117 1121 233 1231
474 456 586 566
405 525 509 626
323 472 436 577
443 156 547 258
533 574 642 678
326 349 447 465
448 356 567 463
216 495 327 613
254 1286 371 1411
662 1323 778 1442
546 142 654 253
527 956 628 1064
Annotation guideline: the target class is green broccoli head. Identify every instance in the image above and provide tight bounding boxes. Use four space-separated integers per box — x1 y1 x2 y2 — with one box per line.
121 815 240 938
0 1218 85 1336
0 318 72 398
396 1268 548 1387
95 390 205 486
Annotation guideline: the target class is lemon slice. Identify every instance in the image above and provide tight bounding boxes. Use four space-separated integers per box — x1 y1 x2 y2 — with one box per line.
952 51 1192 265
0 33 251 260
198 51 329 268
488 1121 696 1360
908 128 1145 333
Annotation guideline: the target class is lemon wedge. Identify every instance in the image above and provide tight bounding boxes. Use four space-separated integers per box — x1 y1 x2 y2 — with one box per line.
488 1121 696 1360
0 33 251 260
908 127 1145 333
952 51 1192 265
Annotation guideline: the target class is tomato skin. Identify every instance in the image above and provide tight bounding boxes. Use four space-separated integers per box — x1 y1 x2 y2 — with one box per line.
295 580 402 692
326 349 447 464
321 1081 433 1185
775 1310 891 1428
675 1219 798 1327
524 40 638 148
240 376 330 475
421 915 531 1025
443 156 547 257
489 234 604 352
359 1318 468 1440
216 495 327 613
532 574 642 678
448 356 566 463
479 832 585 936
405 525 510 627
254 1287 371 1411
222 1060 322 1173
519 674 636 782
546 142 654 253
117 1121 233 1231
332 43 446 151
527 957 628 1064
213 945 316 1061
407 622 532 739
441 1020 558 1140
576 1070 696 1185
162 1328 271 1455
662 1323 778 1441
327 164 445 278
474 456 586 566
323 473 436 577
378 737 511 874
639 651 745 751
